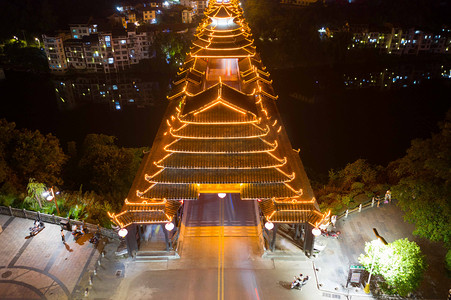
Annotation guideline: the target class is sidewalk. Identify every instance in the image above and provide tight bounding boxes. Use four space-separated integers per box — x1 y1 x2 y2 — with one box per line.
0 214 103 299
313 201 450 300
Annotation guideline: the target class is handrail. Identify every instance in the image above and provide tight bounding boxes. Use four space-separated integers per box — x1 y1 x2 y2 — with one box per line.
336 197 394 220
0 205 120 240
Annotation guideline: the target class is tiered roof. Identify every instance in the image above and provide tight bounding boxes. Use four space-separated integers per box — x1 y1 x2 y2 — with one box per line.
109 0 326 228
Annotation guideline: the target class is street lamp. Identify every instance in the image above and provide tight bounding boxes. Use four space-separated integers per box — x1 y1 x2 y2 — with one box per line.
118 228 128 237
264 221 274 230
312 227 321 237
364 228 388 294
43 187 60 215
35 37 40 48
165 222 175 231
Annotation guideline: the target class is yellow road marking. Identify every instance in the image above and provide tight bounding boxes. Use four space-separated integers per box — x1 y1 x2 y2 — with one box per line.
217 196 225 300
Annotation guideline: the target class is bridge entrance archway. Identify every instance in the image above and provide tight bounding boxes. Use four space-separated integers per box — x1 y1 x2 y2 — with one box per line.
183 193 259 238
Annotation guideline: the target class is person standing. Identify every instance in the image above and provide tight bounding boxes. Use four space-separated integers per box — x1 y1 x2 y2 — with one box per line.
331 215 337 228
385 190 391 203
61 228 65 243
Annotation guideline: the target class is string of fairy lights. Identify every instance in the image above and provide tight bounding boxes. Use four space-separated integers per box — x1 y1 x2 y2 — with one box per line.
109 0 329 230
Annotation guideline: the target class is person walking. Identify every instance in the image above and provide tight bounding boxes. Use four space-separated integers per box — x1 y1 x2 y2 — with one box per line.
61 228 65 243
331 215 337 228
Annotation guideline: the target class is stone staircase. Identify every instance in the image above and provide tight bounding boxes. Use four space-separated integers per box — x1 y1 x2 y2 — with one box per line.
135 250 179 262
184 225 258 237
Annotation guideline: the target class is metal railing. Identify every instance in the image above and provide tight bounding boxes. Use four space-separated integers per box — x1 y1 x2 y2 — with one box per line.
0 205 120 240
336 197 394 220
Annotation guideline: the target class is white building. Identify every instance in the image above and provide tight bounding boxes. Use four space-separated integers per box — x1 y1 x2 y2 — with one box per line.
182 9 194 23
69 24 98 39
42 33 68 73
180 0 208 15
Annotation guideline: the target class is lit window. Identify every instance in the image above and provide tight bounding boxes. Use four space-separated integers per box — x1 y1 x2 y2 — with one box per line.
120 40 126 44
108 58 114 64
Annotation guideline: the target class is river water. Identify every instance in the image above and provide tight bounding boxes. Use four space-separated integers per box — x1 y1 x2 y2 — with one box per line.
0 62 450 177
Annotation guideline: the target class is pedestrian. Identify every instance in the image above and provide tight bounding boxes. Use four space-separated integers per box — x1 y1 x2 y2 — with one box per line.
61 228 65 243
331 215 337 228
384 190 391 203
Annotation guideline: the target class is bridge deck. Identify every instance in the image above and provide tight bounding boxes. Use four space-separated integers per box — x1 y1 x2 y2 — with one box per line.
184 193 258 237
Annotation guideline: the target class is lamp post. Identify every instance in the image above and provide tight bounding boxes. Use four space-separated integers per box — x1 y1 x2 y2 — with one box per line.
364 228 388 294
312 227 321 237
43 187 60 215
118 228 128 238
35 37 40 48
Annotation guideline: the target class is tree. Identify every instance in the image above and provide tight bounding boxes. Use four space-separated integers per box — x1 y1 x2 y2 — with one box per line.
390 111 451 247
77 134 145 203
151 32 191 68
0 119 15 187
24 178 47 209
9 128 67 188
0 119 67 192
359 238 427 296
336 159 379 190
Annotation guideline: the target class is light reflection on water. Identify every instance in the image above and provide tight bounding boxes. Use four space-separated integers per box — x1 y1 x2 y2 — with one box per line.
53 75 164 111
0 62 449 176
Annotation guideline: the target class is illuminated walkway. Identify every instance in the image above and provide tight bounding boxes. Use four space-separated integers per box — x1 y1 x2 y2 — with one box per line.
0 215 103 299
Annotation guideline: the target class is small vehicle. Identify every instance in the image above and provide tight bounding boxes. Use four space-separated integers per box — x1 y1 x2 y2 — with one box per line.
321 229 341 239
72 225 86 241
29 220 45 236
291 275 309 290
89 230 100 245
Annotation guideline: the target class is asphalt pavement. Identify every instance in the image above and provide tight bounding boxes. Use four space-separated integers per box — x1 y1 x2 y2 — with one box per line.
1 198 449 300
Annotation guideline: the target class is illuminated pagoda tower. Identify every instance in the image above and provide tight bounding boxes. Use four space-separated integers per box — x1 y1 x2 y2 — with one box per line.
109 0 327 256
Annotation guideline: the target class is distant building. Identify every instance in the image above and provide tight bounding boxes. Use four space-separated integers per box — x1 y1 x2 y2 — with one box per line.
280 0 324 6
54 76 160 111
42 33 69 73
182 9 194 24
69 23 98 39
143 7 158 24
324 24 451 55
43 24 155 74
180 0 209 15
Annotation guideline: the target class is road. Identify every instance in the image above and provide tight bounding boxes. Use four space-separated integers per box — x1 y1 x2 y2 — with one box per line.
110 194 322 300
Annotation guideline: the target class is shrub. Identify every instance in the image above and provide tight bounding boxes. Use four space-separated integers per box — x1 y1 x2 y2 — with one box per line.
446 250 451 274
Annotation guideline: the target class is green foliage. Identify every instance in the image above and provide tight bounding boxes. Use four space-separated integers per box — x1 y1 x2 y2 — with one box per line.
0 119 67 191
76 134 145 206
315 159 383 214
446 250 451 273
0 122 141 228
359 238 427 296
350 181 365 192
340 194 352 206
0 119 16 186
24 178 46 209
67 204 88 220
390 112 451 247
338 159 378 190
328 169 338 182
151 31 192 69
0 193 16 207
